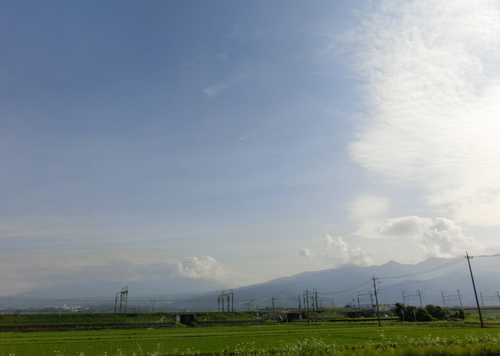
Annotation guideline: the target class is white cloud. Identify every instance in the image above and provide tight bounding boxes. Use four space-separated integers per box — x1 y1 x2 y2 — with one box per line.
347 194 389 239
203 69 250 97
298 248 311 258
299 235 373 267
176 256 225 280
346 0 500 227
380 216 483 257
348 194 389 220
175 255 254 286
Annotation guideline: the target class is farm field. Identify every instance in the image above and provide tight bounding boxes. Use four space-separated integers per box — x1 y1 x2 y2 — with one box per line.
2 321 500 356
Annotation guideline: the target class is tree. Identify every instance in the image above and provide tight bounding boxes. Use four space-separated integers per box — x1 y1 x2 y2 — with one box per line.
425 304 448 320
395 303 407 321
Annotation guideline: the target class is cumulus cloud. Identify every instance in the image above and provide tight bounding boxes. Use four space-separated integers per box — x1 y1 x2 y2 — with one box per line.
380 216 483 257
299 235 373 267
346 0 500 227
176 256 225 280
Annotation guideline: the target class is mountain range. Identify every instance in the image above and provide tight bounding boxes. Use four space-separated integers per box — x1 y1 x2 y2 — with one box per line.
2 257 499 312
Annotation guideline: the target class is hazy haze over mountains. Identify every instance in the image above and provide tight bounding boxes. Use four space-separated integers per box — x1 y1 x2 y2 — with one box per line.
3 256 498 311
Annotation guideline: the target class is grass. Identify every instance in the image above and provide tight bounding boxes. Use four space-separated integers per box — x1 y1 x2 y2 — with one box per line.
0 313 174 326
2 320 500 355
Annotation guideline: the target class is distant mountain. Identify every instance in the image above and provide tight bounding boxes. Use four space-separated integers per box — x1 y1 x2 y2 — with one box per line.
2 257 498 312
169 257 500 311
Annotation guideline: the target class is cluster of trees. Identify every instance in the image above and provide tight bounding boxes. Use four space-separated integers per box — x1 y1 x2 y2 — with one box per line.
394 303 465 322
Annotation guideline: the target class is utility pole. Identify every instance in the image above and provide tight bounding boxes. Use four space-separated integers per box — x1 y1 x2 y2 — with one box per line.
272 295 276 325
298 295 301 311
402 290 406 305
442 291 446 307
124 286 128 313
303 289 310 325
466 252 484 327
458 290 463 309
114 292 120 314
418 290 423 308
119 288 124 313
372 275 381 327
480 292 485 307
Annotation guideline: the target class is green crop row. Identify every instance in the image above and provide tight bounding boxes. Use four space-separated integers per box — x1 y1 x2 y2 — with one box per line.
1 319 499 355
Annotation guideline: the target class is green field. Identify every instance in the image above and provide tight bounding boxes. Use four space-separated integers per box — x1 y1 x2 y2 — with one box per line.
2 320 500 356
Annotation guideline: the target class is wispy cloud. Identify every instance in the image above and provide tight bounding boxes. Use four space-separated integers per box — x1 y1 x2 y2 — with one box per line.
204 69 251 97
346 0 500 227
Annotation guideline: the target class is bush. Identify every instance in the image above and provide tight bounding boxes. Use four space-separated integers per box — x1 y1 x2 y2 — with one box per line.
416 308 435 321
452 309 466 320
426 304 449 320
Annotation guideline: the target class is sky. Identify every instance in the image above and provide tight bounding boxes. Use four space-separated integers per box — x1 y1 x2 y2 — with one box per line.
2 0 500 296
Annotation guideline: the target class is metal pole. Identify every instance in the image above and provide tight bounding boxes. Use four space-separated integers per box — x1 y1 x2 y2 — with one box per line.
418 290 423 308
372 275 381 327
124 286 128 313
441 291 446 307
458 290 463 309
466 252 484 327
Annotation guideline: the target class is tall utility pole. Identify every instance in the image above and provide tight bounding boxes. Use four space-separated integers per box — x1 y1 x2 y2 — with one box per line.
466 252 484 328
357 291 373 310
115 287 129 314
123 286 128 313
418 290 423 308
458 290 463 309
303 289 310 325
442 291 446 307
218 290 234 312
272 295 276 325
115 292 120 314
298 295 301 311
372 275 381 327
402 291 406 305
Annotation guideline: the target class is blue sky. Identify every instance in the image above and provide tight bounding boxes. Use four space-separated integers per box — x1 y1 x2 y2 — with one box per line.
2 0 500 295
